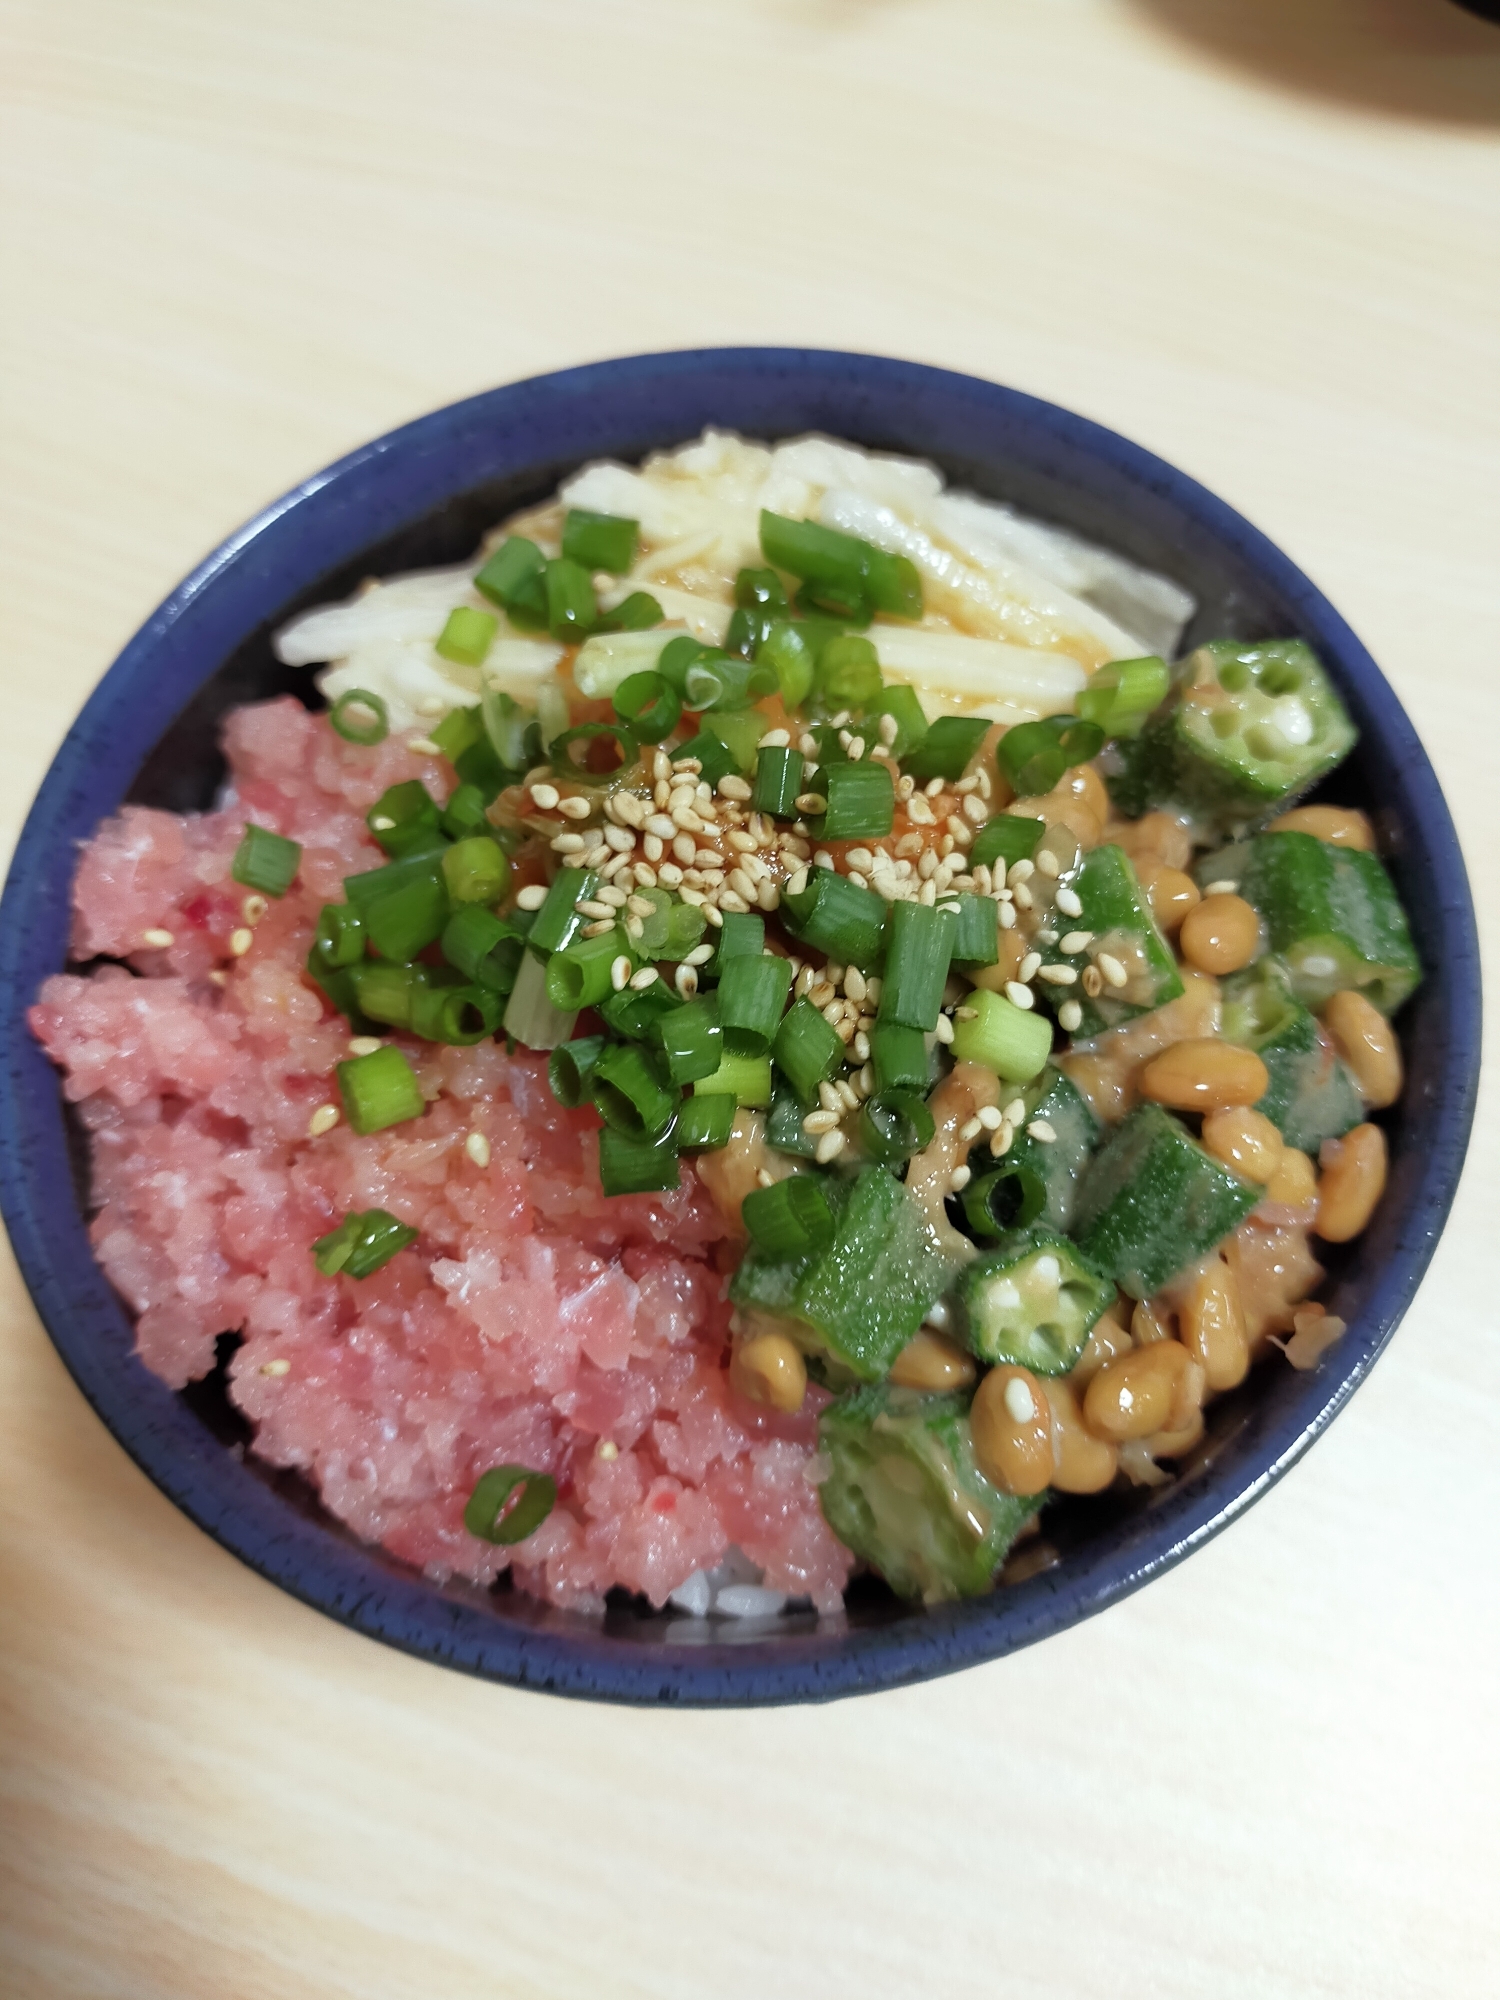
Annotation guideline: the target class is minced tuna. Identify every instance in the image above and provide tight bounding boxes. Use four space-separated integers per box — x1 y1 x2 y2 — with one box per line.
30 697 853 1613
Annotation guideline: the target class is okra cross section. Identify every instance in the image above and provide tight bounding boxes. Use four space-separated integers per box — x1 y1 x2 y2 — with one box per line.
818 1385 1044 1603
1073 1102 1262 1299
953 1228 1113 1375
1048 843 1183 1036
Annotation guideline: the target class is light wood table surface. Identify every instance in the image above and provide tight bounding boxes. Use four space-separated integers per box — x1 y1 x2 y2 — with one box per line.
3 4 1498 1995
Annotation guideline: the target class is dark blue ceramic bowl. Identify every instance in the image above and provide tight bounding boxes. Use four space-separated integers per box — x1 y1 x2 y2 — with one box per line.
0 350 1479 1704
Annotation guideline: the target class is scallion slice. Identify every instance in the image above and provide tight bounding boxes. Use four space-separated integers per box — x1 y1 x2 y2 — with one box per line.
598 1124 681 1197
949 988 1053 1082
408 979 503 1046
549 723 636 781
693 1051 774 1108
756 620 817 709
358 869 450 962
960 1163 1047 1238
544 556 597 640
714 911 766 963
818 635 882 710
863 684 928 758
773 996 845 1101
548 1036 606 1109
599 979 684 1041
441 905 530 995
441 836 510 907
312 1208 418 1280
367 780 443 859
654 997 723 1085
561 508 638 575
717 952 794 1056
751 744 804 819
474 537 548 624
942 892 1000 966
441 781 493 842
901 715 988 784
612 670 681 743
1076 655 1170 738
436 605 498 667
998 715 1106 797
683 653 778 713
501 946 578 1049
349 961 421 1029
675 1092 737 1151
546 928 629 1011
464 1464 558 1545
742 1175 836 1258
811 760 894 841
336 1046 426 1135
655 635 708 695
780 868 888 969
858 1089 936 1167
671 730 737 788
877 900 954 1032
591 590 663 634
314 901 365 970
329 689 389 745
870 1020 928 1094
526 868 598 956
970 814 1045 873
231 824 302 898
430 704 486 765
592 1042 680 1138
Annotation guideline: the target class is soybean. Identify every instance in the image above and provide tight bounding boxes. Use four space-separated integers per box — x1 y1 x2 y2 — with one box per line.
1323 989 1402 1109
730 1332 808 1412
1083 1341 1194 1442
889 1328 978 1392
1267 804 1375 851
971 1365 1053 1496
1179 893 1261 976
1315 1123 1387 1242
1201 1106 1285 1184
1139 1038 1269 1112
1177 1255 1249 1392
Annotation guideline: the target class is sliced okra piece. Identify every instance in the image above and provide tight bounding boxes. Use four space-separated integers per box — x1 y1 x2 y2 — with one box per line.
961 1065 1099 1235
1044 843 1183 1037
952 1228 1113 1375
1220 959 1363 1153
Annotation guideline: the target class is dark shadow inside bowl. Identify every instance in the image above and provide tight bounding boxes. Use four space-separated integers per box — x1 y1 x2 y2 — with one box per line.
6 353 1477 1701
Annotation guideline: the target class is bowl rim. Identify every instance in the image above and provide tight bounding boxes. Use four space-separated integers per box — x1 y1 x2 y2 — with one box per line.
0 346 1481 1705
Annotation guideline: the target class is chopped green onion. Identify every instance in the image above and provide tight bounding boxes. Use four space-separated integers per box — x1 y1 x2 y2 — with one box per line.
344 847 443 909
336 1045 426 1135
773 996 845 1100
715 911 766 962
440 782 493 842
751 744 805 818
765 1079 818 1159
435 605 498 667
562 508 638 575
612 670 681 742
693 1050 774 1108
756 620 817 708
661 899 707 961
758 511 922 621
942 892 1000 966
717 952 793 1056
811 760 895 841
859 1089 936 1166
231 824 302 897
780 868 888 969
818 635 882 710
592 1042 679 1138
871 1020 928 1094
544 556 597 640
441 905 530 994
546 928 628 1011
862 684 928 758
430 704 486 764
366 780 444 859
949 987 1053 1082
481 686 532 772
549 1035 606 1109
526 868 598 956
684 653 778 712
901 715 989 784
726 566 791 658
655 635 708 695
654 997 723 1084
591 590 663 634
998 715 1106 797
360 876 450 968
312 1208 418 1280
970 814 1045 873
1077 655 1170 738
464 1464 557 1545
441 836 510 907
349 961 420 1029
329 689 389 745
314 901 366 970
961 1164 1046 1238
409 979 502 1045
861 548 923 621
474 538 548 624
675 1092 737 1150
599 978 683 1040
671 731 738 788
742 1176 836 1258
549 722 636 781
598 1124 681 1196
795 575 871 625
1051 715 1106 764
501 947 578 1049
702 709 765 771
878 901 955 1032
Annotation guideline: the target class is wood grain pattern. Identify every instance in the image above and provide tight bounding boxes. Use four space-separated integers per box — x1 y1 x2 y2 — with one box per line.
2 3 1497 1994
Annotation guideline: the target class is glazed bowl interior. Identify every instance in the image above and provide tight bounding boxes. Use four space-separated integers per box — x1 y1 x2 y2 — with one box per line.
0 350 1478 1704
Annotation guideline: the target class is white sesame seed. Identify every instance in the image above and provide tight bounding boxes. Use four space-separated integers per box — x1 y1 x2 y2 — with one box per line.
703 905 724 928
1098 953 1129 988
795 793 827 816
933 1012 955 1044
907 794 935 826
206 970 227 987
229 927 253 956
1004 1099 1026 1125
1005 981 1035 1010
803 1108 841 1135
1038 964 1078 985
577 899 613 920
633 863 658 889
610 955 632 991
1055 886 1084 918
1007 859 1035 886
241 894 268 925
962 793 987 825
603 824 636 853
1205 879 1240 896
1026 1119 1058 1144
717 774 752 801
815 1129 847 1165
1060 931 1094 954
674 964 699 999
581 919 614 938
596 1439 619 1461
847 736 866 762
1019 951 1042 983
348 1036 383 1057
1082 964 1104 996
466 1131 492 1167
997 901 1016 929
1004 1377 1037 1423
558 795 592 821
407 737 442 757
1012 883 1034 910
643 813 676 841
515 884 549 911
950 1164 972 1193
759 729 791 749
990 1120 1014 1157
552 832 586 853
260 1358 291 1377
307 1104 340 1138
141 927 175 949
681 943 713 967
1058 1000 1083 1032
529 782 560 811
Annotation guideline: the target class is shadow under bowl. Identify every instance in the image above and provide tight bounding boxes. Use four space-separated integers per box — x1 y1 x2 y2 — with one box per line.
0 349 1480 1704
